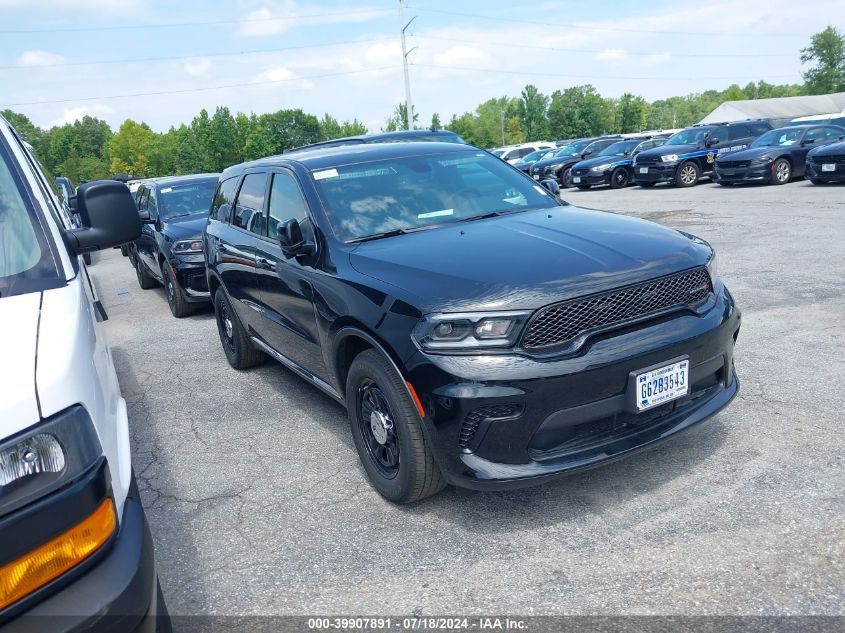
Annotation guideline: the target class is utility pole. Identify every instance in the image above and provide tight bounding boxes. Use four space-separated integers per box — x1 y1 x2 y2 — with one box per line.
399 1 416 130
500 110 506 145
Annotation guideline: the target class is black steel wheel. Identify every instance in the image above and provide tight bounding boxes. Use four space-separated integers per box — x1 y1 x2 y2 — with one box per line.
357 380 400 478
162 262 193 318
610 166 630 189
213 289 265 369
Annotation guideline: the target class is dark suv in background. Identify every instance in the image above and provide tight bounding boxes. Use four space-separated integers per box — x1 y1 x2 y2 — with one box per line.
132 174 218 317
633 120 772 187
204 142 740 504
530 136 621 188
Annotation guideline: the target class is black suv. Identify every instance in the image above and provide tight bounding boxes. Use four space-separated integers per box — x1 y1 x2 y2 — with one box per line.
132 174 218 317
633 120 772 187
530 136 621 188
204 142 740 503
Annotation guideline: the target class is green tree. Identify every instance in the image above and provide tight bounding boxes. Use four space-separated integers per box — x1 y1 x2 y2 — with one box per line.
385 103 419 131
109 119 156 177
505 116 524 144
547 85 614 138
430 112 442 130
801 25 845 93
518 84 549 141
616 93 650 133
245 109 323 158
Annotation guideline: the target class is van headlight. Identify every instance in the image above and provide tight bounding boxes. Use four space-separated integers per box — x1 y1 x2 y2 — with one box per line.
0 406 102 517
413 312 531 351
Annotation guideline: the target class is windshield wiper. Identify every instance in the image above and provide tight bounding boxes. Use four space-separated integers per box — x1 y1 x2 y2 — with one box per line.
347 227 417 243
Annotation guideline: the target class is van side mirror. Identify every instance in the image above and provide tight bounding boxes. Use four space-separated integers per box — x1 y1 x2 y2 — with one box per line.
64 180 141 254
540 178 560 196
277 218 315 259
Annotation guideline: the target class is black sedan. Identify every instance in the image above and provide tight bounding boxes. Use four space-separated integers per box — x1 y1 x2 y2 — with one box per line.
715 124 845 186
806 140 845 184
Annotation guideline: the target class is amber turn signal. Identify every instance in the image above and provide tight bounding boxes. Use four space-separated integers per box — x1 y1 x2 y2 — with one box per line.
0 498 116 610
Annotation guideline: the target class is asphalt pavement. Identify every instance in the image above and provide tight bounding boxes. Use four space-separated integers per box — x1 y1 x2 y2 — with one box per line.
94 178 844 618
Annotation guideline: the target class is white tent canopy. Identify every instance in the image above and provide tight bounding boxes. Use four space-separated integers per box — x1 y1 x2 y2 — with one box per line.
699 92 845 125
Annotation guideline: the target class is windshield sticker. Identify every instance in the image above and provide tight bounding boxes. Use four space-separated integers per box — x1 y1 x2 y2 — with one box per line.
313 168 339 181
417 209 454 219
160 187 173 193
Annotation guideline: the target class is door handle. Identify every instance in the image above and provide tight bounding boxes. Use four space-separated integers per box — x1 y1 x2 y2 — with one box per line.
257 257 274 270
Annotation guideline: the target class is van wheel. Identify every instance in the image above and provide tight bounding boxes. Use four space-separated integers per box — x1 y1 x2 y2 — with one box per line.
676 161 700 187
135 258 157 290
213 289 265 369
770 158 791 185
346 350 446 504
610 166 629 189
162 262 193 318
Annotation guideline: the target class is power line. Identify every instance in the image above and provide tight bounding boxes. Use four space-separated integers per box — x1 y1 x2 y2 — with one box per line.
414 35 796 58
0 8 392 34
411 63 800 82
410 7 803 38
1 66 400 107
0 37 394 70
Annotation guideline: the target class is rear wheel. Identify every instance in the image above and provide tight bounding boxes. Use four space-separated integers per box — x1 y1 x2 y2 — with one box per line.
135 258 157 290
213 289 265 369
675 161 700 187
161 262 193 318
770 158 791 185
610 166 630 189
346 350 445 503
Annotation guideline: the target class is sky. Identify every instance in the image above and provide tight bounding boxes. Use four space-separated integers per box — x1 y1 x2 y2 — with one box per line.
0 0 843 132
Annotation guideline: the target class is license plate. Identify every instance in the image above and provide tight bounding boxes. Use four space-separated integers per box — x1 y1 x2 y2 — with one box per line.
639 167 648 174
572 176 581 183
635 359 689 411
822 163 836 172
533 174 540 180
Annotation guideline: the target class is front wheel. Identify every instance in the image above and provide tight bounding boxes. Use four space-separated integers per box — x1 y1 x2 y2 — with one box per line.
675 161 700 187
162 262 193 318
560 167 573 188
610 166 630 189
346 350 445 503
770 158 791 185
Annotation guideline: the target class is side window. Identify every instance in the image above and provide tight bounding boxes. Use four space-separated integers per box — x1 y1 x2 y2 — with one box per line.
147 189 158 220
728 125 751 142
136 187 148 210
211 176 238 222
635 140 653 153
233 173 268 236
803 127 826 144
268 172 313 242
519 147 534 158
750 123 770 137
824 126 844 139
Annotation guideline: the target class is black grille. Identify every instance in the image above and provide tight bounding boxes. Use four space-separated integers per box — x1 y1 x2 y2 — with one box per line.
521 267 712 350
634 155 660 165
718 160 751 168
572 168 589 176
459 404 522 449
812 154 845 163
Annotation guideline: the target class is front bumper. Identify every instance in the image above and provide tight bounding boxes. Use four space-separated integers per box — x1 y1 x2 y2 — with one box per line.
632 163 676 184
170 254 210 302
570 170 610 186
406 284 741 490
806 161 845 182
715 164 771 183
3 475 164 633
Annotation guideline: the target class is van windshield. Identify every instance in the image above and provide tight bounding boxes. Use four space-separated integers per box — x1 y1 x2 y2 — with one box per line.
0 139 61 298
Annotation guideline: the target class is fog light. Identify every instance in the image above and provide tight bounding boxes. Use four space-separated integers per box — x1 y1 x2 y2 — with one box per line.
0 434 65 487
0 498 116 610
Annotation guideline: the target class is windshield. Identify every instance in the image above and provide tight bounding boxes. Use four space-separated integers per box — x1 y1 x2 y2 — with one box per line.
159 181 217 219
665 128 711 146
598 140 640 157
311 150 559 242
751 128 805 147
518 149 546 163
490 149 505 157
0 140 61 298
556 140 591 157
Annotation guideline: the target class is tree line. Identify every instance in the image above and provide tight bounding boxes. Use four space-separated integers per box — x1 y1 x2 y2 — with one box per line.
3 25 842 185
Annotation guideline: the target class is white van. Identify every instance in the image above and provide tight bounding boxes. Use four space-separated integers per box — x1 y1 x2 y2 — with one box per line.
0 115 169 630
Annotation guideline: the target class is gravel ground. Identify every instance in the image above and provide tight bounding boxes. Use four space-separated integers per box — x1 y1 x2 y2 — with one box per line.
92 178 844 619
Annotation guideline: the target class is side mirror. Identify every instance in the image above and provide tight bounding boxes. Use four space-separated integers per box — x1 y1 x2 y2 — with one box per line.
539 178 560 196
277 218 315 259
581 150 592 158
138 208 152 222
802 138 815 146
64 180 141 255
68 194 78 212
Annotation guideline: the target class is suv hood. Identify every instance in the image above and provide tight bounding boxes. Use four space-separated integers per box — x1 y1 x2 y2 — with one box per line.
0 292 41 433
349 206 710 313
637 144 700 160
162 214 207 240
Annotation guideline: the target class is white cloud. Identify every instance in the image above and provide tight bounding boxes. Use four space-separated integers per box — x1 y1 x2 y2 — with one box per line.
641 53 672 66
235 3 386 38
184 59 212 77
596 48 628 62
16 50 68 67
364 41 402 65
51 104 113 126
0 0 142 7
432 46 486 67
256 66 314 90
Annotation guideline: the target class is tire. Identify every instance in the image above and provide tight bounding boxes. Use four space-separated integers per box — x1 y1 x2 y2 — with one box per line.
560 167 574 188
638 182 656 188
120 244 130 256
577 185 591 190
161 261 193 318
346 349 446 503
213 288 265 369
675 161 700 188
810 178 825 185
135 258 157 290
128 245 138 268
770 158 791 185
610 166 630 189
82 253 92 265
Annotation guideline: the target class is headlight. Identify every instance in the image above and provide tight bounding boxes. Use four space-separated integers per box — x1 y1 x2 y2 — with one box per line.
750 156 772 165
590 163 612 172
412 312 531 351
0 406 102 517
172 239 203 254
661 154 679 163
706 252 718 284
